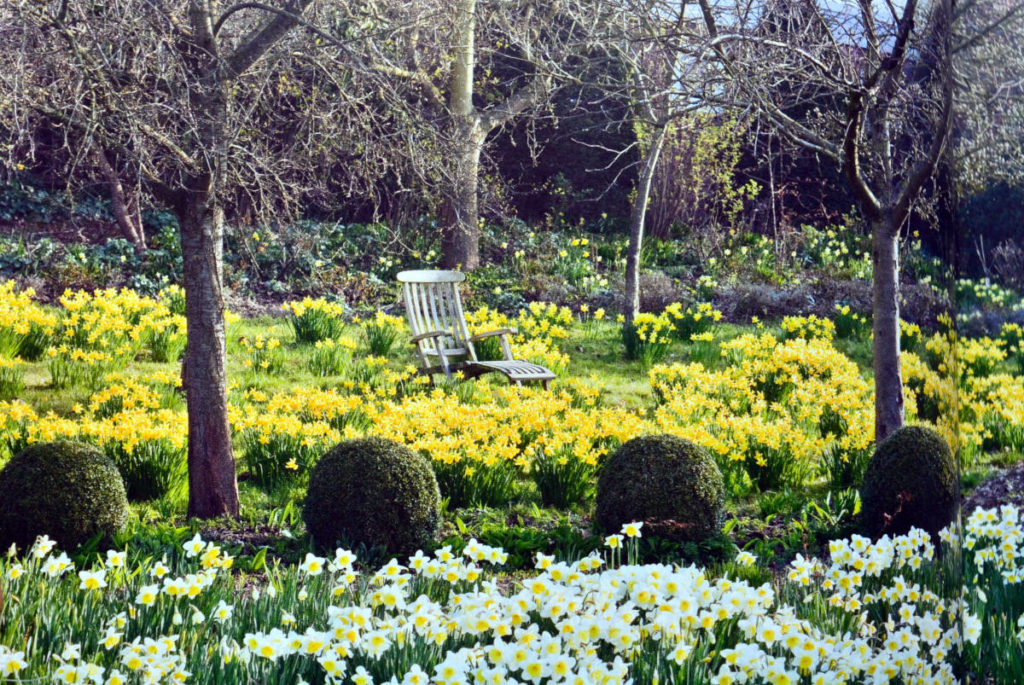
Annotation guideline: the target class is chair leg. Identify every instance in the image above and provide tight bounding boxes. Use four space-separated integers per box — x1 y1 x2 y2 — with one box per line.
543 379 551 391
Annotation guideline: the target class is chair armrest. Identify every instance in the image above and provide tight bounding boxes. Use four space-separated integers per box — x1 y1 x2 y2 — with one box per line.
469 328 518 342
410 330 450 344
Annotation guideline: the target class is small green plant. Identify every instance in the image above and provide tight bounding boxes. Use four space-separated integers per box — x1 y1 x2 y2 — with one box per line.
802 489 861 539
821 444 872 491
157 284 186 315
819 407 871 488
433 458 520 510
346 355 388 391
553 236 594 288
105 439 186 502
0 358 24 400
664 301 722 341
621 312 673 367
361 311 405 357
900 319 923 354
833 304 868 339
15 323 51 361
282 297 347 343
146 316 187 363
686 331 719 366
239 336 283 375
240 427 321 489
529 445 594 508
0 328 23 360
1000 322 1024 373
46 346 120 390
745 439 805 492
577 304 606 341
309 337 357 377
757 489 804 518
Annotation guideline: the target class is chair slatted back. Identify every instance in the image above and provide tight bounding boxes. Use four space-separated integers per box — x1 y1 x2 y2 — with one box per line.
397 270 477 361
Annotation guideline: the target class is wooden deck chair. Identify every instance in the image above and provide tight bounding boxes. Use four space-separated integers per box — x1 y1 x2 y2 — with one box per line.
397 270 556 389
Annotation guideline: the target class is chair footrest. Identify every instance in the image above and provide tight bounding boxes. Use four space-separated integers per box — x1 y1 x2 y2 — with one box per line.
470 360 557 381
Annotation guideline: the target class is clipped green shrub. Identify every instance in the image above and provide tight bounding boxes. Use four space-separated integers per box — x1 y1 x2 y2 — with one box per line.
596 434 725 542
860 425 957 539
304 437 440 554
0 441 129 550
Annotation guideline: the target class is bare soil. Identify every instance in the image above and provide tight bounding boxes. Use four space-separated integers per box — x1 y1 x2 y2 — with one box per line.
963 462 1024 513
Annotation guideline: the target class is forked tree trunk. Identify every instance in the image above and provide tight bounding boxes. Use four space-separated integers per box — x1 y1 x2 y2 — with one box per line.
180 193 239 519
872 218 905 442
624 125 669 325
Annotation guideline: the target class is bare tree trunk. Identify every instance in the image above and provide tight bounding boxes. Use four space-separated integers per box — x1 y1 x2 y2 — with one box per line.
872 218 905 442
92 147 146 253
441 125 484 270
624 125 669 324
440 0 481 271
180 191 239 519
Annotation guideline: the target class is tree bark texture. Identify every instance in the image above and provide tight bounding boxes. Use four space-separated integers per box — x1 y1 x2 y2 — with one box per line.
441 124 485 271
180 193 239 519
624 125 669 324
871 219 905 442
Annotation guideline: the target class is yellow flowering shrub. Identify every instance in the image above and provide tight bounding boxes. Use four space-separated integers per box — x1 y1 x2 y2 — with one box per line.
651 333 874 490
463 305 570 372
780 314 835 341
959 337 1006 377
903 326 1024 463
664 301 723 341
518 301 573 340
0 357 25 400
0 284 192 383
239 335 283 374
0 281 57 359
282 296 348 343
0 382 187 500
223 381 648 506
309 336 358 376
361 311 406 356
900 319 924 351
622 312 673 366
833 304 868 338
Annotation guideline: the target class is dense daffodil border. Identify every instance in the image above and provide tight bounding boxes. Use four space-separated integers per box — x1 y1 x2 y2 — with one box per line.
0 512 990 684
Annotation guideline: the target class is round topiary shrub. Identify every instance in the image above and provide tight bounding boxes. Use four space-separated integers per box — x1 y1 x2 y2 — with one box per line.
860 425 957 540
304 437 440 554
0 441 129 551
596 434 725 542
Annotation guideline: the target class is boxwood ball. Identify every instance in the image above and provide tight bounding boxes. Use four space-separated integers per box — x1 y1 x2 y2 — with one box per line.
596 434 725 542
304 437 441 554
0 440 129 551
861 425 957 540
